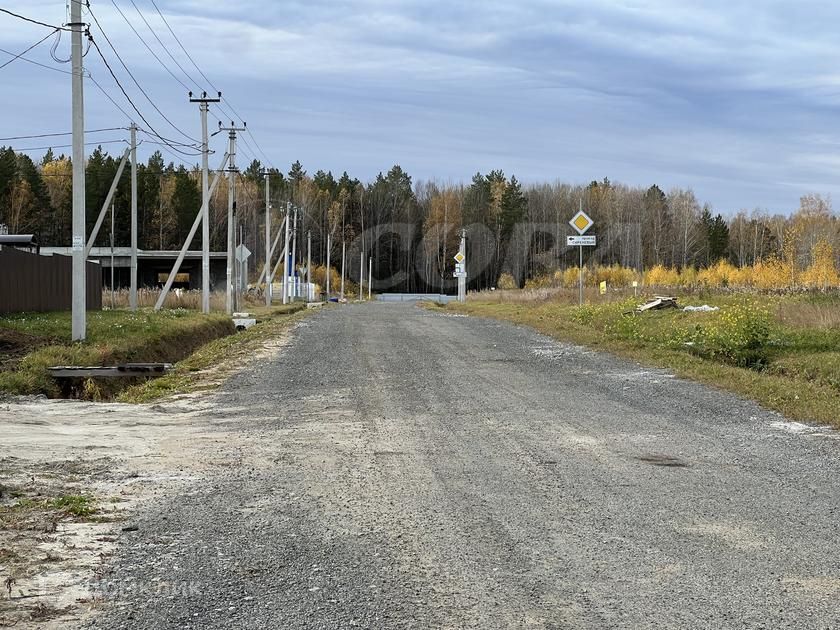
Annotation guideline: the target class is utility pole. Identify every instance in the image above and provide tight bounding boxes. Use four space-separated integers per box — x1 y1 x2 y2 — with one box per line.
458 229 466 303
70 0 86 340
368 257 372 301
110 202 115 309
219 121 246 314
129 123 138 311
306 231 311 301
282 202 290 304
291 207 298 300
190 92 220 314
340 240 345 301
263 172 271 306
325 233 331 298
359 251 364 301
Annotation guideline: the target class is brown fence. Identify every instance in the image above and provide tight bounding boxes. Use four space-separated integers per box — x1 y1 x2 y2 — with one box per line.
0 248 102 313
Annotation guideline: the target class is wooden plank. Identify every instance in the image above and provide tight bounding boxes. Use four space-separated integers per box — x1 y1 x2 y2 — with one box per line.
48 363 172 378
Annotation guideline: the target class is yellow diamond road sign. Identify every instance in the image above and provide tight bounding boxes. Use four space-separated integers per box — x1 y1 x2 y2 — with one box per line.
570 210 594 235
453 251 465 264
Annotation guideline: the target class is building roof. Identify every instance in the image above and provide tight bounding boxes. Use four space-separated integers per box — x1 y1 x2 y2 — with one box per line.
0 234 37 245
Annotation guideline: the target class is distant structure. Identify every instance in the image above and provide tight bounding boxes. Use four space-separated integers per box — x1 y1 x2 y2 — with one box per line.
0 230 39 254
40 247 227 291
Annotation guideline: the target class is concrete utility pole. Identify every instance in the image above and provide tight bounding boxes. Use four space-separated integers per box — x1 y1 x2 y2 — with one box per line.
291 207 298 300
368 257 372 301
263 172 271 306
220 122 246 315
110 202 115 309
340 240 345 300
190 92 220 314
325 233 331 298
359 251 364 301
70 0 86 340
129 123 138 311
307 231 311 300
458 229 466 303
282 202 290 304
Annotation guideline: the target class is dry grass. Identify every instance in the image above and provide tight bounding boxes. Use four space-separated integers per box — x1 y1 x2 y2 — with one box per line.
469 286 642 305
103 288 266 311
776 300 840 329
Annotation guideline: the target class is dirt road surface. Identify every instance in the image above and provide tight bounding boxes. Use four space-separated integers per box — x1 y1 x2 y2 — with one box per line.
60 304 840 627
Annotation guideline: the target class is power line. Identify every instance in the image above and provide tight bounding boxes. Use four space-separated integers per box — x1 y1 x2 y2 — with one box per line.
0 8 69 31
12 139 127 152
148 0 215 94
0 127 124 142
86 3 199 144
86 33 202 156
87 72 137 121
0 29 60 71
0 46 74 75
109 0 191 92
127 0 201 93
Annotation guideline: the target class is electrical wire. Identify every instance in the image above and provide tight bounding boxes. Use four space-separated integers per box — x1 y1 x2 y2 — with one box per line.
85 3 199 144
0 127 124 142
127 0 201 93
0 29 60 71
49 28 71 63
0 8 69 31
0 47 74 74
109 0 191 92
87 72 137 122
13 139 127 152
86 33 202 156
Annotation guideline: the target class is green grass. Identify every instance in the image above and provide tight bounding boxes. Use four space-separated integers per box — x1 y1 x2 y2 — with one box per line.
448 293 840 428
45 494 96 517
118 304 308 403
0 309 235 398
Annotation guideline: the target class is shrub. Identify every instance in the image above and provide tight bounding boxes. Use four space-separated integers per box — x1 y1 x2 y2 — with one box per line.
687 302 772 367
497 273 517 290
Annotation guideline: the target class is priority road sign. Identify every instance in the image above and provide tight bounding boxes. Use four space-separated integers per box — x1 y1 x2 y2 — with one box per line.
453 251 465 264
569 210 594 235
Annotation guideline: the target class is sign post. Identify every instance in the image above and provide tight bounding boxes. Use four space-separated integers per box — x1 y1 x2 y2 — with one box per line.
454 232 467 302
569 205 595 307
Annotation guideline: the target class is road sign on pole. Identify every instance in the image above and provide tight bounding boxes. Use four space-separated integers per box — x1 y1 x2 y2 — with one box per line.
569 210 594 235
571 204 595 307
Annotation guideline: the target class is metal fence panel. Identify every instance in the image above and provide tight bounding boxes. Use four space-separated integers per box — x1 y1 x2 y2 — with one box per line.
0 248 102 313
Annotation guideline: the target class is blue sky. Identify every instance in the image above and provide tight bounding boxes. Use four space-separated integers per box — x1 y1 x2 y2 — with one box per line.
3 0 840 214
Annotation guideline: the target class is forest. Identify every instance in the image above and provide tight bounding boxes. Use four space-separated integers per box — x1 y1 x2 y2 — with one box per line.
1 144 838 293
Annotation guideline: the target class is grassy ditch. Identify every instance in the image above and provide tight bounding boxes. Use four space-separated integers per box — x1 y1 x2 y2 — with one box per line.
0 309 234 399
118 303 308 403
448 292 840 428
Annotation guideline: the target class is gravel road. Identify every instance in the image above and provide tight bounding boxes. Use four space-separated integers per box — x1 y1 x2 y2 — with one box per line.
88 303 840 629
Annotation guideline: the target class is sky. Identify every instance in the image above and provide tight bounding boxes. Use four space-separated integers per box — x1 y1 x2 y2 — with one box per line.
3 0 840 214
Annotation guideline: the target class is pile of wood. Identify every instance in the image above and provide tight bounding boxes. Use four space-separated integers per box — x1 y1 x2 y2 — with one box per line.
627 296 678 315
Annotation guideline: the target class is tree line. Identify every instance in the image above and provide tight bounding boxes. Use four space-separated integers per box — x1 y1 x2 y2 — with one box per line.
0 144 837 291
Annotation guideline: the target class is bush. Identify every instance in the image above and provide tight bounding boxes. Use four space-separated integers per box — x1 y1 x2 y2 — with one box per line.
686 302 772 367
497 273 517 290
